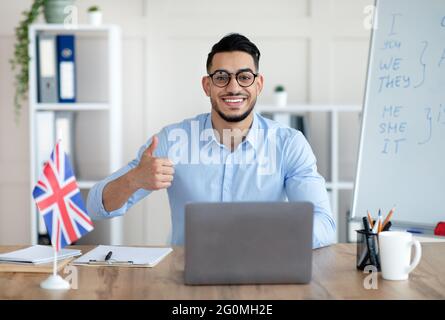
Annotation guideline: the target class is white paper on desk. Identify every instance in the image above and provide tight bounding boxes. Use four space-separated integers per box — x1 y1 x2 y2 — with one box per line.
0 245 81 264
72 245 173 267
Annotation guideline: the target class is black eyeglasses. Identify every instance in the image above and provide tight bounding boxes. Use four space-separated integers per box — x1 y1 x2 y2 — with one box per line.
208 69 258 88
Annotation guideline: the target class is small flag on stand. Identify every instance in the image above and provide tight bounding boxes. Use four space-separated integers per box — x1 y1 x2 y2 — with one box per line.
32 140 94 289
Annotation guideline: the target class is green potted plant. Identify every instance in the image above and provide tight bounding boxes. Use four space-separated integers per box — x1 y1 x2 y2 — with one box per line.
88 6 102 25
44 0 75 24
10 0 45 120
10 0 75 121
274 85 287 107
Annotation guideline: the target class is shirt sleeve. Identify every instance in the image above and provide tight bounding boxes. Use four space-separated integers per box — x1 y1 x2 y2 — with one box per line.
283 131 336 249
86 129 169 220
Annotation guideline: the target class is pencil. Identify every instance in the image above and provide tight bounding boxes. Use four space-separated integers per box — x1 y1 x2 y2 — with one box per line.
367 211 374 228
377 209 382 233
382 207 395 230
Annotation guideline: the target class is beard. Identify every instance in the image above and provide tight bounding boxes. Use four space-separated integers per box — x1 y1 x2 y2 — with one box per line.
211 96 257 123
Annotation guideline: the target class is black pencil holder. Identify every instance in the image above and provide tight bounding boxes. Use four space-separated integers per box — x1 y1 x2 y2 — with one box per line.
356 229 381 272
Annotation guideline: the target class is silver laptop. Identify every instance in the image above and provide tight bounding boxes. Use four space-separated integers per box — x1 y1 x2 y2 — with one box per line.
184 202 314 285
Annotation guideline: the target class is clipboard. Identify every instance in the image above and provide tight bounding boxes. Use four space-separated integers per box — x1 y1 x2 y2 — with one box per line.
72 245 173 268
87 259 134 266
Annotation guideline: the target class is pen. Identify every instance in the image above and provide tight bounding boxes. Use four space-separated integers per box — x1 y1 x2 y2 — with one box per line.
407 229 423 234
377 209 382 233
371 215 380 234
105 251 113 261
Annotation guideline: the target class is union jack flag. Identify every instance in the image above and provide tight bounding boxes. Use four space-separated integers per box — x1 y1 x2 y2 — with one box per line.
32 141 94 251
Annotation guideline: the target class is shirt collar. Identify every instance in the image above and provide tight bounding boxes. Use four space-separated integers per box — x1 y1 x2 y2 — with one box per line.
202 112 260 151
243 112 259 151
202 114 218 148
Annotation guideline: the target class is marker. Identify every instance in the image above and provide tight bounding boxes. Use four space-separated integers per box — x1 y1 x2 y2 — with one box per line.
358 217 376 267
382 221 392 231
363 216 371 232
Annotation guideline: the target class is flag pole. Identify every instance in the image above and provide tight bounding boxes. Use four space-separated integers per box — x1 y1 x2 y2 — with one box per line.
34 139 94 290
39 245 70 290
53 246 57 277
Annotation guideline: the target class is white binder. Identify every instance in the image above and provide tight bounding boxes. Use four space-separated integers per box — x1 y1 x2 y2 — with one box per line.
37 34 58 102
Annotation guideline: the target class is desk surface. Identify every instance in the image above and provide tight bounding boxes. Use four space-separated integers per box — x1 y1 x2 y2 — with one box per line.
1 243 444 299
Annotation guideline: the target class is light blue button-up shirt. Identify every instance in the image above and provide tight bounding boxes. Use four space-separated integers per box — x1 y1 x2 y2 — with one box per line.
87 112 336 248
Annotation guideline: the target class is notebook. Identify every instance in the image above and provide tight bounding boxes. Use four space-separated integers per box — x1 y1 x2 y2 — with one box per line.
0 257 74 273
0 245 81 265
72 245 173 267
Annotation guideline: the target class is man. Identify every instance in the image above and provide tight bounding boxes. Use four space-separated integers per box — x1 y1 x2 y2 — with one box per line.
87 33 336 248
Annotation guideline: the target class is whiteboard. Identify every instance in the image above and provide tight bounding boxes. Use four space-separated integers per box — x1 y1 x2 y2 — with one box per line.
352 0 445 227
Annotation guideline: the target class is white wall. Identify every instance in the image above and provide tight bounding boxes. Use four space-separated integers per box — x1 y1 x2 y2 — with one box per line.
0 0 371 245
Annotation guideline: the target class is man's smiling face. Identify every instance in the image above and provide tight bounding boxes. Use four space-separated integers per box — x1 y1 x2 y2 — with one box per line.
203 51 263 123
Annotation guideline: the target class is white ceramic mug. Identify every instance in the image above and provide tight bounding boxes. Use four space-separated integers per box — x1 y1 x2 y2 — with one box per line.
378 231 422 280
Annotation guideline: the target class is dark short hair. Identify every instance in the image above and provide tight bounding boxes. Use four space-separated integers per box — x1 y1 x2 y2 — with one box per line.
206 33 260 73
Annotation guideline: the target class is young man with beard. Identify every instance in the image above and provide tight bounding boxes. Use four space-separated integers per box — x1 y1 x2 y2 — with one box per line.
87 33 336 248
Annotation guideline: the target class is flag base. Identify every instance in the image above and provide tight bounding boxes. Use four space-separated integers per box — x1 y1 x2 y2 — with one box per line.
40 275 71 290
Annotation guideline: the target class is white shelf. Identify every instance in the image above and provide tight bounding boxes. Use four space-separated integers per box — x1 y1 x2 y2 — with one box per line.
326 181 354 190
257 104 362 114
77 180 100 189
259 104 360 243
28 24 123 246
30 24 119 32
34 103 110 111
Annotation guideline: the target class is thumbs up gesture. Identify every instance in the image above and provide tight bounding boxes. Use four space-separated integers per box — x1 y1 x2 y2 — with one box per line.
133 136 175 190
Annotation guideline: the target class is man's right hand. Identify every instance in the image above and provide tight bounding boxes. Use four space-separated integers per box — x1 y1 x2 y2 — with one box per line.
131 135 175 190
